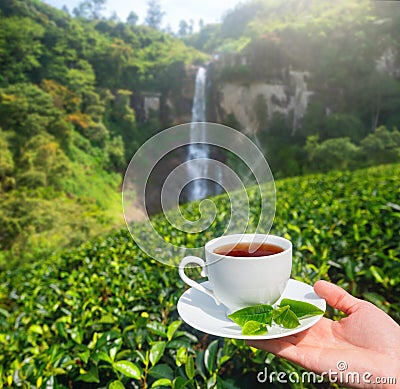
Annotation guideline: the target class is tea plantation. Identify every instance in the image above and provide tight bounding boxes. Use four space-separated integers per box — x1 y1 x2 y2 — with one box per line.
0 164 399 388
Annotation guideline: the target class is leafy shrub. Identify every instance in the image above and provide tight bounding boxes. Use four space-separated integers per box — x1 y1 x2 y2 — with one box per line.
360 126 400 166
305 136 360 172
0 164 399 388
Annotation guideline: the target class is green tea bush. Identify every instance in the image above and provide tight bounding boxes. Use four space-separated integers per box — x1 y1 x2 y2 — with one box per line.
0 164 399 388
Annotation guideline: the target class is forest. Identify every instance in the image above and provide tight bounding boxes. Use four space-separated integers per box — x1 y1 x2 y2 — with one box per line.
0 0 205 264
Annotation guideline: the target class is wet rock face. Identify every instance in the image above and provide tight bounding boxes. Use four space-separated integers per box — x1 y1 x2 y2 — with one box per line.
213 69 313 134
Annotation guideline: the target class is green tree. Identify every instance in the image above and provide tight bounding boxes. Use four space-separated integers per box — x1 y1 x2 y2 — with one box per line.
324 114 366 142
258 112 304 177
107 89 137 159
0 17 44 84
220 1 264 39
126 11 138 26
91 0 107 19
73 0 107 20
300 102 326 138
18 133 71 189
108 11 120 23
0 84 68 143
304 135 319 165
188 19 194 35
106 135 125 171
305 136 359 172
360 126 400 166
178 20 189 37
145 0 165 30
66 60 96 94
184 23 221 52
0 129 14 191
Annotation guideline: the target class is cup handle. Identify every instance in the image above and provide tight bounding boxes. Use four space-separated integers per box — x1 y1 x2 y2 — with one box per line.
179 256 220 305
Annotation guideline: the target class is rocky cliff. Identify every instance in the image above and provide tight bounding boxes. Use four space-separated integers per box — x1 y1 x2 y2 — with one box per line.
212 69 313 134
139 63 313 134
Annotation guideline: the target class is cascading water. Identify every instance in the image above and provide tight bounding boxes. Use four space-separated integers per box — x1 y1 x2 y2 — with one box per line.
191 67 207 125
186 67 211 202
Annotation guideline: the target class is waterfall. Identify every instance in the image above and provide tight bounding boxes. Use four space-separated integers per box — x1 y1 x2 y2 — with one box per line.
186 67 212 202
191 67 207 123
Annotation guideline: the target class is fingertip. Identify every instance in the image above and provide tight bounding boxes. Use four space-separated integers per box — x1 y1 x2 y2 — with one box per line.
313 280 331 297
313 280 359 315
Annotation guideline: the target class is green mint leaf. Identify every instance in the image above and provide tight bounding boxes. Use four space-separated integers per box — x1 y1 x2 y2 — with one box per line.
272 306 300 329
242 321 268 336
279 298 325 318
228 304 273 327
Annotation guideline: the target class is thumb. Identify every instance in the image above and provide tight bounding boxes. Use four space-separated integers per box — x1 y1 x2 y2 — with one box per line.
314 280 361 315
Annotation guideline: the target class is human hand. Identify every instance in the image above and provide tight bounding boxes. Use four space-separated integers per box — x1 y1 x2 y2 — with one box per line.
247 281 400 388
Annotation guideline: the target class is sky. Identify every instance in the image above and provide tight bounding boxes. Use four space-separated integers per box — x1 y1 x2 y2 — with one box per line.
42 0 244 32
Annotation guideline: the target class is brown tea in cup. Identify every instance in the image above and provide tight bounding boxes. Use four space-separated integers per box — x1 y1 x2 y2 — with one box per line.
213 242 284 257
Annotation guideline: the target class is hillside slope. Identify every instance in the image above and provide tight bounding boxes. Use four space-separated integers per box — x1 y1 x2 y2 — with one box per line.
0 0 205 264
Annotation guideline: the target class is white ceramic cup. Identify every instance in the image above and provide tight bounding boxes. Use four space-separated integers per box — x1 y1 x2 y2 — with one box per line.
179 234 292 312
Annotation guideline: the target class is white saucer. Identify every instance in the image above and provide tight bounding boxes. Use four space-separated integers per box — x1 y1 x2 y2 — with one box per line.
177 279 326 340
